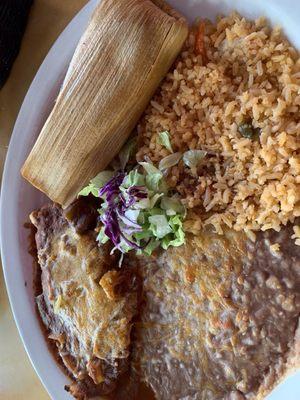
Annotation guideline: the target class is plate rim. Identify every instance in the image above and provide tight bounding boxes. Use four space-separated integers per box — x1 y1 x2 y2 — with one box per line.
1 0 299 399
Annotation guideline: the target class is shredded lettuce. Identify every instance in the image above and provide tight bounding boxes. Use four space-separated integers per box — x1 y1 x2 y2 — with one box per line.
118 137 137 170
161 196 185 216
78 160 186 256
139 161 161 176
96 226 110 244
122 169 145 188
158 152 182 171
139 162 164 192
157 131 173 153
183 149 207 169
145 173 162 192
91 170 115 187
78 170 114 197
148 214 172 238
143 239 160 256
163 214 185 248
77 184 99 197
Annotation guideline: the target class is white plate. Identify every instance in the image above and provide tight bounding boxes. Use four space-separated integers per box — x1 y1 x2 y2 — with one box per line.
1 0 299 399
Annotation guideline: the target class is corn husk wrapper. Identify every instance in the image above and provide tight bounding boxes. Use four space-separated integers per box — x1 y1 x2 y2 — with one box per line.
21 0 188 207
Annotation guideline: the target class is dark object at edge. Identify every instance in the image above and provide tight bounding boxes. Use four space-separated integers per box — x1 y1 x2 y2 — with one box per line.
0 0 33 88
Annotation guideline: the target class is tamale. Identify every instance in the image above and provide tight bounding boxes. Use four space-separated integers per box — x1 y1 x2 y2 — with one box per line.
21 0 188 207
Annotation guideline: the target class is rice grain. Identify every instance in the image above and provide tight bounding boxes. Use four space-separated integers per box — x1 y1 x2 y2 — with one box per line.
137 13 300 244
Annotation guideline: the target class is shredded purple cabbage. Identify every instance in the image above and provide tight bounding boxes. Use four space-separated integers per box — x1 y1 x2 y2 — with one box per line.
99 172 125 198
98 173 146 252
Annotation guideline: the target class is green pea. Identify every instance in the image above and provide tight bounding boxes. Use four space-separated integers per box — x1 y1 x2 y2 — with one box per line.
238 121 261 140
